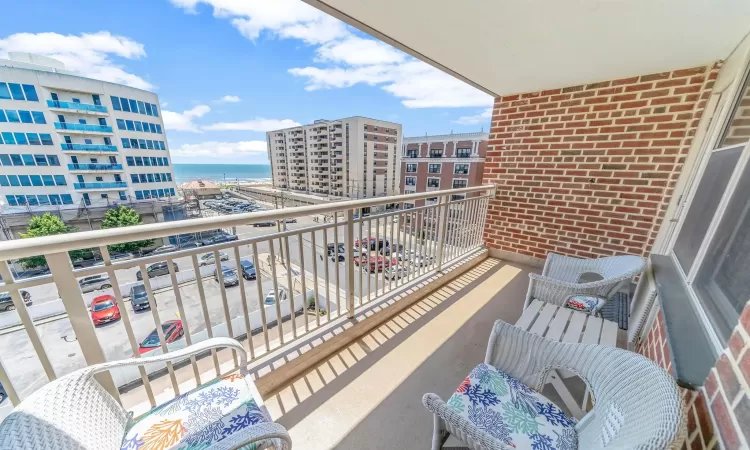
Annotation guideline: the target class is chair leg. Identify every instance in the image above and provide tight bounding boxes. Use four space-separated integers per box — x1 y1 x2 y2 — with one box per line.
431 414 449 450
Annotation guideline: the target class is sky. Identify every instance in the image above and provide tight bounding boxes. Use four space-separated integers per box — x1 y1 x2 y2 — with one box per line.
0 0 493 164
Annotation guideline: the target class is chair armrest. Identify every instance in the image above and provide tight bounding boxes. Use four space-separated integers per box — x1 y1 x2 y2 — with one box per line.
87 337 246 375
219 422 292 450
527 273 616 307
423 393 504 449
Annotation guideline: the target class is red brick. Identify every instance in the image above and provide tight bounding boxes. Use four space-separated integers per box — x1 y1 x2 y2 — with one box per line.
710 395 742 450
728 331 745 360
705 370 719 401
625 83 654 92
734 394 750 446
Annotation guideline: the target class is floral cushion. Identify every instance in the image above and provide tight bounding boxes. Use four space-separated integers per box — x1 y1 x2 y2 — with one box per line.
121 373 271 450
446 364 577 450
564 295 604 315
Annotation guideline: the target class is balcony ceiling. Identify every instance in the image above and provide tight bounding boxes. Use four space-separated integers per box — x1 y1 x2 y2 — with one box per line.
303 0 750 96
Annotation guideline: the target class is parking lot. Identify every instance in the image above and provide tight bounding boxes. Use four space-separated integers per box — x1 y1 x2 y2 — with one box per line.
0 194 432 415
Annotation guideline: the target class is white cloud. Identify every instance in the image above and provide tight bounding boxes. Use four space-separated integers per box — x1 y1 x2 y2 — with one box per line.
218 95 241 103
454 107 493 125
0 32 153 90
202 117 301 131
171 140 268 159
169 0 490 108
162 105 211 132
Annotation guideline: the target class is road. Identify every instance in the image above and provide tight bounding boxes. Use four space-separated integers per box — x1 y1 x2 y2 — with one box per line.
0 207 429 416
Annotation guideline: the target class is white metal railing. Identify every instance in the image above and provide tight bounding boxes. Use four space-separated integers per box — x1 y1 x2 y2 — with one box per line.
0 185 494 414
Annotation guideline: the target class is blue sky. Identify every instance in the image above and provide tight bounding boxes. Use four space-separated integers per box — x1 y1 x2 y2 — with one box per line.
0 0 492 164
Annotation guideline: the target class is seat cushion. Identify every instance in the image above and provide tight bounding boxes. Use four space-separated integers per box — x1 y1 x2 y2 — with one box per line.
121 373 271 450
446 364 577 450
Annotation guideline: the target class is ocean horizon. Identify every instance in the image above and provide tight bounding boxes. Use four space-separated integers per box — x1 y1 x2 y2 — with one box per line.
172 163 271 184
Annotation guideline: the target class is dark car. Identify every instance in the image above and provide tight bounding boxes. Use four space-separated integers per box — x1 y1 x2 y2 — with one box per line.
129 284 151 311
201 234 239 245
0 381 6 403
0 290 31 311
137 320 184 354
136 261 179 280
239 259 256 280
214 265 239 287
253 221 276 227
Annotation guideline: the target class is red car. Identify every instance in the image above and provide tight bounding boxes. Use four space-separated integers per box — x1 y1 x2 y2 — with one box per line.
90 295 121 326
137 320 184 355
355 255 397 273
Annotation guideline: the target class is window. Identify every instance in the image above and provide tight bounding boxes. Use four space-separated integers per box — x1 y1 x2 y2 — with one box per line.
427 178 440 188
3 132 15 144
38 195 50 205
456 147 472 158
10 154 22 165
455 164 470 175
121 138 131 149
429 149 443 158
40 134 53 145
8 175 19 186
119 191 127 201
14 133 27 145
152 104 159 117
47 155 59 165
137 101 146 114
61 194 73 205
6 110 20 122
428 163 441 174
19 110 33 123
95 176 104 182
19 175 31 186
135 157 143 166
149 123 156 133
129 99 138 112
145 103 153 115
21 85 38 101
453 179 468 189
0 155 9 165
146 140 154 149
147 174 155 183
117 119 126 130
111 96 121 111
54 175 67 186
6 195 17 206
120 97 130 112
0 83 10 99
30 175 43 187
31 111 46 124
131 174 139 183
98 118 107 126
405 176 416 186
139 174 147 183
9 83 24 100
34 154 47 166
0 175 7 186
92 94 101 106
42 175 54 186
49 194 61 205
135 191 144 200
130 139 138 149
126 156 134 166
135 121 143 132
406 163 417 173
22 154 35 165
139 139 147 149
27 134 41 145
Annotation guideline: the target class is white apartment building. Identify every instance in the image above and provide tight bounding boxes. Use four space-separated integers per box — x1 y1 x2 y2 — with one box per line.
266 117 402 199
0 53 176 212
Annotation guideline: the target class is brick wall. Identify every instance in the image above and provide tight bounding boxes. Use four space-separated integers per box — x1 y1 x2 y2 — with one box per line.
483 65 720 260
639 301 750 449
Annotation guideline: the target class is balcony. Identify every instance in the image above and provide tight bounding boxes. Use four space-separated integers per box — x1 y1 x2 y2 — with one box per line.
60 143 118 153
46 100 108 114
73 181 128 190
67 163 123 172
54 122 113 134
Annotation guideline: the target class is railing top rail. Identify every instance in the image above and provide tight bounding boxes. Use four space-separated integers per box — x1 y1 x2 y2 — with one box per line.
0 185 495 259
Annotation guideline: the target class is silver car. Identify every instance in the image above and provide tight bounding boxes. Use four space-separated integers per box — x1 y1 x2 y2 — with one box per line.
199 251 230 266
78 274 112 293
214 265 239 287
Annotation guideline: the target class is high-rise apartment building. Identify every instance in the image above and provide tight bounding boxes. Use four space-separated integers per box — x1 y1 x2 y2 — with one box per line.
400 132 487 207
267 117 402 199
0 53 176 211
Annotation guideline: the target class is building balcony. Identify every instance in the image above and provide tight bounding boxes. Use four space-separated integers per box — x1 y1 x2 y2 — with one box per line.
46 100 108 114
60 143 118 153
67 163 123 172
73 181 128 190
54 122 113 134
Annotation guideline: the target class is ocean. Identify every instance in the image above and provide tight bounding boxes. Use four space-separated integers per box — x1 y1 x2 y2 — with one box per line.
172 164 271 184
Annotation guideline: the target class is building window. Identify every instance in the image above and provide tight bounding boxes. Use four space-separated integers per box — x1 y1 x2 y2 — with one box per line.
429 149 443 158
456 147 472 158
453 179 468 189
455 164 470 175
428 164 441 174
406 149 418 158
405 176 416 186
427 178 440 188
406 163 417 173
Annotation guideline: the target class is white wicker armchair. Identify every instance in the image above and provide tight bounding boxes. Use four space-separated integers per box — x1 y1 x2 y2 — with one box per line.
423 321 685 450
0 338 292 450
524 253 645 311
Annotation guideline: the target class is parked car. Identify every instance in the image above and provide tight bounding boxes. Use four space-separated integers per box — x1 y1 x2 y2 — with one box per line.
136 261 179 280
384 265 412 280
0 290 31 312
327 243 346 254
90 295 121 326
239 259 256 280
263 288 288 306
253 221 276 227
137 320 184 355
355 256 397 273
78 274 112 293
201 234 239 245
283 218 298 223
178 241 203 250
410 254 436 267
199 251 229 266
356 237 389 251
152 244 179 255
213 265 240 287
328 252 345 262
129 284 151 311
0 381 6 404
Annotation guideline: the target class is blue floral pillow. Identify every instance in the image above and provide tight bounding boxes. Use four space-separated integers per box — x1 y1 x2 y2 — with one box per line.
446 363 577 450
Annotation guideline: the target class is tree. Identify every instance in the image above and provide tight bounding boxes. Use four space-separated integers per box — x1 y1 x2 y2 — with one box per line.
101 206 154 254
19 214 89 268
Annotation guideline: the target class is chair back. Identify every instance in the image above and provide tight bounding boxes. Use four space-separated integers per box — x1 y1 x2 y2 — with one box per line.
0 369 128 450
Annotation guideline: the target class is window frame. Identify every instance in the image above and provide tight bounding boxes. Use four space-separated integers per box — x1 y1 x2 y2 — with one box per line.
426 177 440 188
452 178 469 189
427 163 441 174
404 176 416 187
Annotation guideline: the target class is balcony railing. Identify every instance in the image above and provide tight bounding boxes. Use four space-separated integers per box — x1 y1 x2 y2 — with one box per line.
67 163 123 171
61 143 118 152
54 122 113 133
73 181 128 189
0 185 493 416
46 100 108 113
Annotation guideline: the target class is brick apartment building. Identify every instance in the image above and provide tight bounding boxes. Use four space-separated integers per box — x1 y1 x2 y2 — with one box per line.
400 132 487 207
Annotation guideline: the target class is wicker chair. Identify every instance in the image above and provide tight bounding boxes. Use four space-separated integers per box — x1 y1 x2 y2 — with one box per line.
423 320 685 450
0 338 292 450
524 253 645 311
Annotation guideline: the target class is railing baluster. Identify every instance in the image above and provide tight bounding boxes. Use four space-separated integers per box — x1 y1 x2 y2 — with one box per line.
321 228 331 321
309 232 321 328
374 215 380 297
250 242 271 352
345 209 355 318
268 239 284 345
333 213 341 318
213 250 238 368
282 236 296 339
0 358 20 406
232 246 254 360
100 247 158 405
367 217 373 303
296 232 309 333
190 253 221 375
436 196 450 271
406 208 415 283
358 215 364 306
389 209 396 292
138 261 179 395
